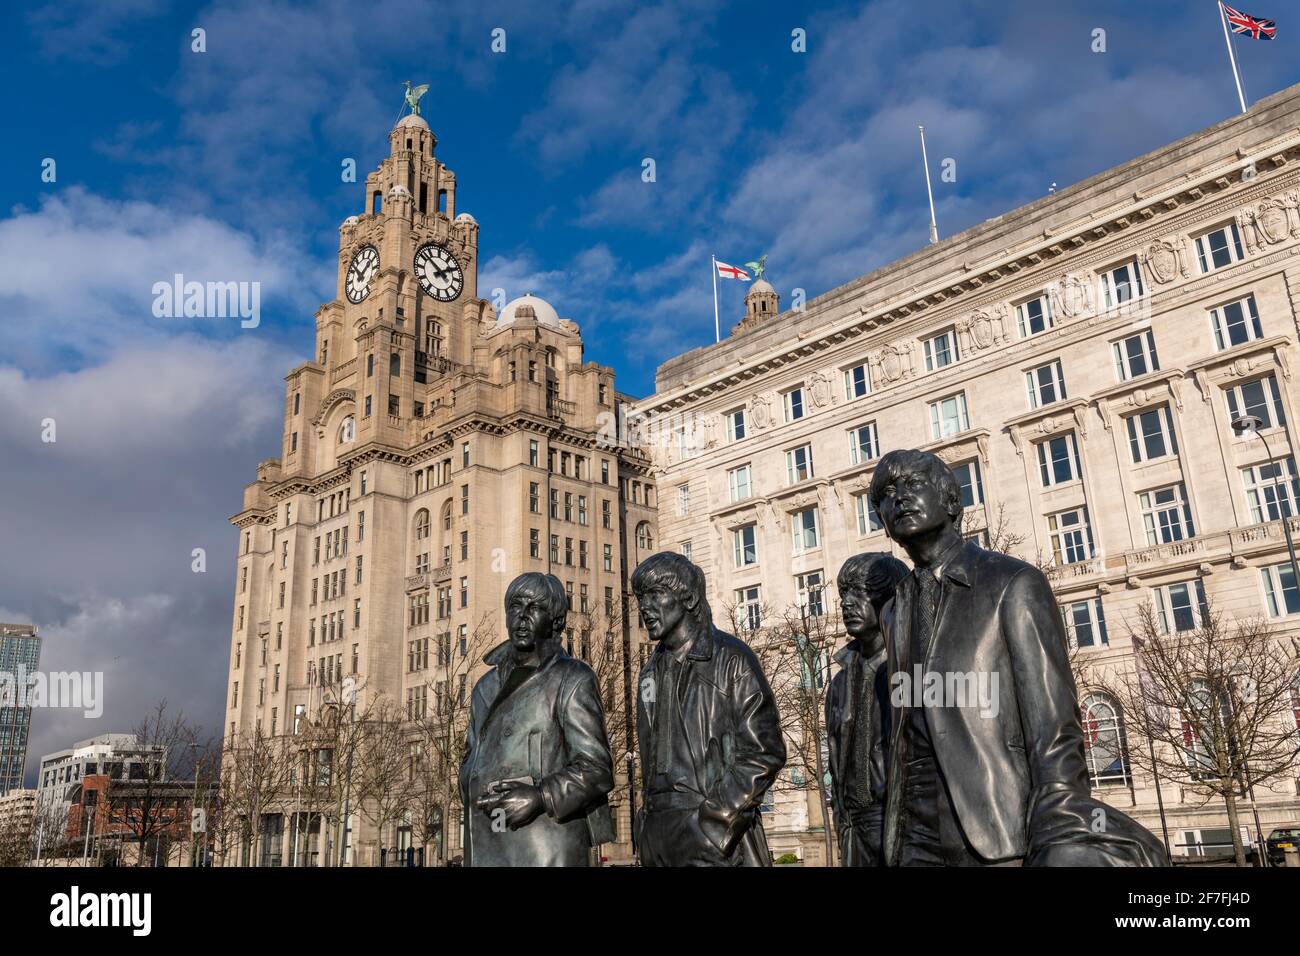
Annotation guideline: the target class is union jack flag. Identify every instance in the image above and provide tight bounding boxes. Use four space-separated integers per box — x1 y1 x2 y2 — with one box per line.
1223 4 1277 40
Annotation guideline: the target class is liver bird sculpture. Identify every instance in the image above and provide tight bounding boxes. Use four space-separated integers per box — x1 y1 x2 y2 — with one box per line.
744 255 768 280
404 80 430 116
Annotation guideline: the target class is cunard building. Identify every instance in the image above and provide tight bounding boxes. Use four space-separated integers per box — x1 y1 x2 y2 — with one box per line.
638 86 1300 864
225 108 656 866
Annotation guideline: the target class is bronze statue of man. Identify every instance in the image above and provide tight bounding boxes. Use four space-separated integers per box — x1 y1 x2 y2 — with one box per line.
826 552 909 866
459 572 614 866
632 552 785 866
869 449 1166 866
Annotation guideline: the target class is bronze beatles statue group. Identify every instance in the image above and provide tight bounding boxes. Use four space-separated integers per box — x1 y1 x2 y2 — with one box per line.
459 448 1169 867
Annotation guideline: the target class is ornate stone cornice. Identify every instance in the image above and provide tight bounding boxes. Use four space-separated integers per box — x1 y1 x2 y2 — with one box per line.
639 130 1300 416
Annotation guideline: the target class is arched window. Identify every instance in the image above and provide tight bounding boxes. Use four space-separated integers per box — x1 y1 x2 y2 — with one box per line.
338 416 356 445
636 522 653 550
441 500 453 532
414 509 430 541
1080 693 1130 787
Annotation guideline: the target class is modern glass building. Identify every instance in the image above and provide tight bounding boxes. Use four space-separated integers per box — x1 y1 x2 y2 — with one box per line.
0 624 41 794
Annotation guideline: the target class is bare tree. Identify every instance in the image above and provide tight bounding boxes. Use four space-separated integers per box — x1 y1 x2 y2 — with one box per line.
218 722 293 866
409 613 496 865
0 801 37 866
1099 603 1300 866
353 696 416 866
93 700 202 866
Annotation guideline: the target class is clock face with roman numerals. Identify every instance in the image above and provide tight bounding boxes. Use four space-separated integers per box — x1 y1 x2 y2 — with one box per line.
414 243 464 302
345 245 380 304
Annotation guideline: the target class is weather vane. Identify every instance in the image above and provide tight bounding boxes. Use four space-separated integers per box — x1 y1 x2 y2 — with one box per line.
745 254 768 280
404 80 430 116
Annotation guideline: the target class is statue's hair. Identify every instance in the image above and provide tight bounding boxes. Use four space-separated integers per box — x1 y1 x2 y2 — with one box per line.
631 552 713 630
867 449 964 525
837 552 910 614
504 572 568 634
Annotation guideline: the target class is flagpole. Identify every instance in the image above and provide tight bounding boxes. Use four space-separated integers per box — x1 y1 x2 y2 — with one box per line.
711 254 720 343
918 126 939 244
1219 2 1249 113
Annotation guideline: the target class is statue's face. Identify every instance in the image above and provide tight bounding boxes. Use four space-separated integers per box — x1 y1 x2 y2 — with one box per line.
506 589 553 652
635 584 687 643
839 581 878 638
875 466 951 542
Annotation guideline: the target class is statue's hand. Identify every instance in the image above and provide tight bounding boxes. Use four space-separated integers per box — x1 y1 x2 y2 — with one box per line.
481 781 545 830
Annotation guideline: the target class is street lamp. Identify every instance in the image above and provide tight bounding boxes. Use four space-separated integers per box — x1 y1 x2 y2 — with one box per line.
1231 414 1300 591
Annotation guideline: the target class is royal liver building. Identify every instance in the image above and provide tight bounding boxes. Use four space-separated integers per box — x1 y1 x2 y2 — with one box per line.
225 109 656 866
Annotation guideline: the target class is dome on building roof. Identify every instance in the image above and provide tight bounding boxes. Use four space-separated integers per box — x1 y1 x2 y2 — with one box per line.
454 212 478 225
497 293 562 328
395 112 430 130
747 277 776 296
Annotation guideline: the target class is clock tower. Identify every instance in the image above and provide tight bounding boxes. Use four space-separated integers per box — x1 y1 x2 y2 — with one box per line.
226 104 658 867
313 110 487 461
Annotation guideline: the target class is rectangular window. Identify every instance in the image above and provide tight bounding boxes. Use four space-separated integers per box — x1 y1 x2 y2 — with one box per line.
923 329 960 371
848 421 879 466
1061 598 1108 648
1242 457 1300 522
680 541 692 561
1125 405 1178 463
928 392 969 440
1026 359 1067 409
843 362 871 400
791 507 820 553
529 528 540 559
1225 375 1286 431
726 408 747 442
783 387 805 422
796 570 825 617
1037 433 1082 487
677 484 691 516
1194 222 1245 273
601 499 611 529
735 586 762 632
728 464 753 502
603 543 613 572
549 535 559 563
1140 484 1195 545
1047 507 1095 565
1016 293 1054 337
952 459 984 507
1209 294 1263 351
1099 259 1144 309
1113 330 1160 381
855 493 884 535
529 482 540 514
1261 562 1300 617
785 444 814 484
733 525 758 568
529 440 539 467
1153 580 1209 634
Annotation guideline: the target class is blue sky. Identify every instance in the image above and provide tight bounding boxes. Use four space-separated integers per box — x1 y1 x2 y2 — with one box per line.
1 0 1297 773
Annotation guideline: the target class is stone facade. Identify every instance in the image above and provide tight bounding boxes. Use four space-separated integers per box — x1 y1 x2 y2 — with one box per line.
636 85 1300 862
224 113 656 866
